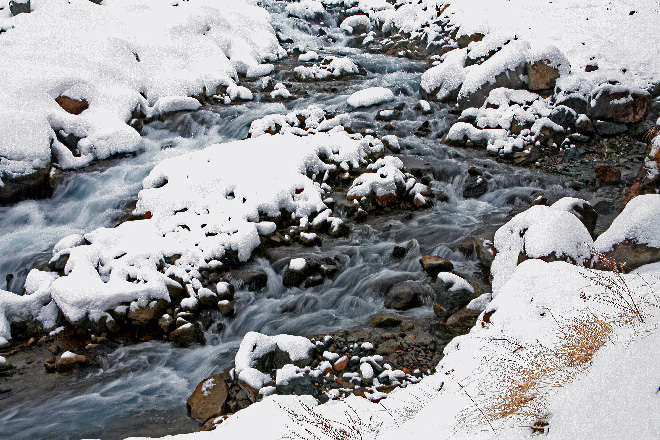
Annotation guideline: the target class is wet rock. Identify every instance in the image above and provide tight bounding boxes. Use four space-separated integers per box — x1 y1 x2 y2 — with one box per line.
0 163 52 205
217 300 234 317
456 32 484 49
55 352 88 374
384 281 430 311
594 163 621 185
526 60 561 91
0 358 13 375
158 314 174 333
570 201 599 239
463 167 488 199
187 371 230 423
595 121 627 137
391 245 407 259
433 274 475 319
228 269 268 292
169 322 205 347
419 256 454 277
127 299 169 326
55 95 89 115
588 85 650 124
370 315 402 328
197 288 218 308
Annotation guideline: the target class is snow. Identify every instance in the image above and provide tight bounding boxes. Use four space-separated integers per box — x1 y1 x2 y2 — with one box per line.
420 48 467 100
595 194 660 252
7 128 383 338
60 351 76 359
340 14 372 33
270 83 292 100
437 273 474 294
0 0 283 179
491 204 593 294
289 258 307 272
293 56 359 81
285 0 325 19
298 51 320 62
275 364 304 386
149 97 201 118
201 378 215 396
347 87 395 108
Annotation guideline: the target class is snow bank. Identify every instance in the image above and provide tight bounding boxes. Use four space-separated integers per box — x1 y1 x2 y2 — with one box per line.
0 0 283 181
3 128 382 339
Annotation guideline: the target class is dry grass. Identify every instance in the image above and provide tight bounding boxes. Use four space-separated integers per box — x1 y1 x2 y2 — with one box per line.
459 254 652 433
643 126 659 143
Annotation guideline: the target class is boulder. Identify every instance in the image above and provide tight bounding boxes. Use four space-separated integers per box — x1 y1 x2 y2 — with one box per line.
127 299 169 326
597 240 660 272
549 106 578 129
445 307 482 333
0 163 52 205
595 121 627 137
9 0 30 16
557 94 588 115
169 322 205 347
419 256 454 277
463 167 488 199
384 281 430 310
187 371 230 423
433 273 475 319
228 269 268 292
594 163 621 185
457 41 529 110
588 85 650 124
276 374 320 398
527 60 560 91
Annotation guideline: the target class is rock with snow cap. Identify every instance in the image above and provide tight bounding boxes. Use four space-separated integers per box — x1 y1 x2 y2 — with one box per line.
588 84 650 124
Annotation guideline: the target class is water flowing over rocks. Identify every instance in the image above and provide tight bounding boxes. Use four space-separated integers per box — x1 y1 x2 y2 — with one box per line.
0 0 659 438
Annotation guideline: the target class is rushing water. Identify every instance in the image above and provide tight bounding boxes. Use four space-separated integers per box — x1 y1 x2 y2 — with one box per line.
0 7 587 440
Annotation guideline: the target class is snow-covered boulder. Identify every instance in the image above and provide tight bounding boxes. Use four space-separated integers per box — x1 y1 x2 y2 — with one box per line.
420 49 467 102
457 40 530 110
587 84 650 124
594 194 660 271
526 45 571 91
491 204 594 293
347 87 395 108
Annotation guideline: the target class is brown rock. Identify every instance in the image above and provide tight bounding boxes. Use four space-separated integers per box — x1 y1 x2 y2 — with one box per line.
370 315 402 328
419 256 454 277
527 60 561 91
187 371 230 423
217 301 234 317
377 339 401 355
128 299 169 326
333 356 349 372
594 163 621 185
445 307 482 334
56 353 88 374
597 240 660 273
588 85 650 124
169 323 205 347
55 96 89 115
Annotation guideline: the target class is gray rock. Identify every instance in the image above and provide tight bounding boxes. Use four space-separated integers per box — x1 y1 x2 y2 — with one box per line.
457 59 526 110
276 374 320 398
557 94 588 115
228 269 268 292
595 121 627 137
549 105 578 129
384 281 431 310
434 276 475 319
463 167 488 199
9 0 30 16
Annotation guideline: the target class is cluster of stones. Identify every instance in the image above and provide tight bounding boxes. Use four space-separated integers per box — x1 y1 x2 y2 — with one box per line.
187 318 450 431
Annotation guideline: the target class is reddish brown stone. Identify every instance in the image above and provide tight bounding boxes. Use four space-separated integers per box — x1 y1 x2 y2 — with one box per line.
55 96 89 115
594 163 621 185
588 85 650 124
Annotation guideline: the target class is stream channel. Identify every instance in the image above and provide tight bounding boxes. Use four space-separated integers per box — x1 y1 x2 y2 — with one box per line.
0 4 597 439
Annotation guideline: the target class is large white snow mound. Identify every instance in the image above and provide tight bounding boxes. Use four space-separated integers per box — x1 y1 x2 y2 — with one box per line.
347 87 395 108
0 0 283 180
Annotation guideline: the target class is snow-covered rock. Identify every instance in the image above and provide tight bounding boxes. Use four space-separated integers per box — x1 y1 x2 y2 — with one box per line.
347 87 395 108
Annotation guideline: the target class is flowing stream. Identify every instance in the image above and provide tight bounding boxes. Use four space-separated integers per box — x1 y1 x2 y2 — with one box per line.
0 6 590 439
